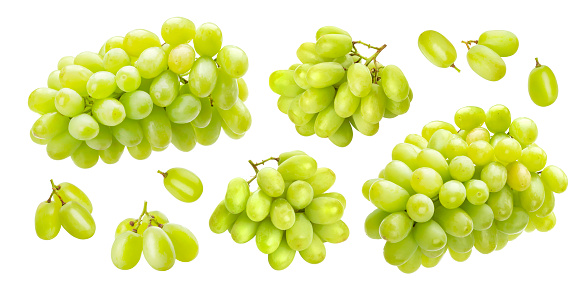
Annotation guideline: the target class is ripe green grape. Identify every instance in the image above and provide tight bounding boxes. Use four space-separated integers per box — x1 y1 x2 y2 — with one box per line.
46 131 82 160
439 180 466 209
405 134 428 149
411 167 443 197
92 98 126 126
246 190 272 222
165 94 201 124
417 148 450 182
380 65 409 102
477 30 519 57
127 138 151 159
68 114 99 140
286 180 313 210
103 48 130 74
364 209 388 239
268 240 295 270
161 167 203 203
449 156 475 182
224 177 250 214
351 110 379 136
269 70 304 97
54 88 84 117
48 70 62 90
519 144 547 172
315 34 352 59
360 84 386 124
485 104 511 133
149 70 179 107
35 201 61 240
140 106 172 148
406 194 434 223
161 17 195 45
99 138 124 164
369 179 410 213
528 59 558 107
71 143 99 168
473 226 497 254
296 42 328 64
467 140 494 166
111 231 142 270
270 198 296 230
74 51 105 73
230 212 259 243
433 206 473 237
104 36 124 52
123 29 161 57
135 47 167 79
209 201 238 234
328 119 353 146
534 186 555 217
518 173 546 212
58 56 74 70
304 197 344 225
379 211 413 243
467 45 506 81
506 161 531 191
115 219 135 237
188 56 218 97
293 63 312 90
304 167 335 195
427 129 452 157
217 45 249 78
59 201 95 239
305 62 345 88
29 88 58 114
168 44 195 75
300 87 335 114
465 179 489 205
383 160 415 195
447 233 474 253
193 23 223 57
313 220 349 243
347 63 372 97
286 213 313 251
540 165 568 193
162 223 198 262
119 90 153 120
300 233 326 264
256 219 283 255
314 104 344 138
454 106 485 130
277 155 317 181
495 206 529 234
32 112 69 140
383 233 418 266
111 119 143 147
421 121 457 141
115 65 141 92
530 212 556 232
391 143 420 170
316 26 350 40
59 65 93 97
480 162 508 192
413 220 447 252
211 69 238 110
486 185 514 221
216 98 252 134
142 226 175 271
509 117 538 146
333 82 360 118
417 30 457 68
461 202 494 231
170 122 196 152
466 127 490 144
494 138 522 163
194 108 222 145
56 182 92 212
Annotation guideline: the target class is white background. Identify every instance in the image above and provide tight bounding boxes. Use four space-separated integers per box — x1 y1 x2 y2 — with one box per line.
0 0 583 293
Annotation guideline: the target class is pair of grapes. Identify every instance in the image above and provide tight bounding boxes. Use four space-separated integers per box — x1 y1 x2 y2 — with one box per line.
28 16 251 168
362 104 567 273
419 30 559 106
35 181 95 240
112 202 199 271
209 151 349 270
269 26 413 147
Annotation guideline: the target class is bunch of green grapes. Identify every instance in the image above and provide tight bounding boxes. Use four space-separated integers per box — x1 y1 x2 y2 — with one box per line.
28 17 251 168
209 151 349 270
35 180 96 240
112 201 199 271
362 104 568 273
269 26 413 147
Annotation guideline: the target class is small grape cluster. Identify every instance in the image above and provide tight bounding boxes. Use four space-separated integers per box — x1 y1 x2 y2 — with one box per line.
35 180 95 240
362 104 568 273
269 26 413 147
209 151 349 270
112 202 199 271
29 17 251 168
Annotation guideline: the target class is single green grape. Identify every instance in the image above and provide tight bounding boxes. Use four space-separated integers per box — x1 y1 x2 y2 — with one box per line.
111 119 143 147
29 88 58 114
188 56 218 97
286 180 313 210
57 56 75 70
268 240 295 270
123 29 161 57
417 148 451 182
421 121 457 141
255 218 283 255
464 179 489 205
433 206 473 238
519 144 547 172
269 70 304 97
194 108 222 146
333 82 360 118
304 197 344 225
447 233 474 253
467 140 494 166
328 119 353 147
528 58 558 107
495 206 530 234
315 26 350 40
410 167 443 197
216 98 252 134
142 226 175 271
162 223 198 262
285 213 313 251
211 69 238 110
480 162 508 192
71 143 99 169
191 97 213 128
115 65 141 92
427 129 452 157
466 127 490 144
300 233 326 264
494 138 522 163
315 103 344 138
293 63 312 90
439 180 466 209
161 17 195 45
128 138 152 160
315 34 352 59
193 23 222 57
406 194 434 223
509 117 538 146
140 106 172 148
313 220 349 243
485 104 511 133
277 155 317 181
487 185 514 221
224 177 251 214
74 51 105 73
506 161 531 191
166 93 201 124
460 202 494 231
369 179 410 213
35 201 61 240
379 211 413 243
467 45 506 81
391 143 421 170
383 233 418 266
54 88 85 117
270 198 295 230
104 36 124 52
47 70 63 90
160 167 203 203
135 47 168 79
304 167 335 195
168 44 196 75
449 156 474 182
518 172 545 212
306 62 345 89
170 122 196 152
59 201 95 239
217 45 249 78
246 190 272 222
454 106 485 130
530 211 556 232
540 165 568 193
149 70 179 107
59 65 93 97
92 98 126 126
380 65 409 102
383 160 415 195
413 220 447 252
99 138 125 164
46 131 82 160
68 113 99 140
111 231 143 270
361 84 386 124
364 209 388 239
478 30 519 57
32 112 69 140
209 201 238 234
300 86 335 114
352 110 379 136
347 63 372 97
417 30 457 68
473 226 498 254
119 90 153 120
103 48 131 74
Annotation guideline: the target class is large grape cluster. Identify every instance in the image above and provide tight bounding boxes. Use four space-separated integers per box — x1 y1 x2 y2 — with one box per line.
362 104 568 273
269 26 413 147
209 151 349 270
28 17 251 168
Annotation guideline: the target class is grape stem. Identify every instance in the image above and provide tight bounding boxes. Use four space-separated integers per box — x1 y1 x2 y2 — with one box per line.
364 44 387 67
179 76 188 84
132 201 149 233
157 170 168 178
535 58 541 67
49 179 65 205
353 41 385 51
247 157 280 184
462 40 478 50
450 64 461 73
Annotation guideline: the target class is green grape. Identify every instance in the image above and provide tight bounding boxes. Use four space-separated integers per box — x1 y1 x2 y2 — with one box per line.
417 148 450 182
421 248 446 268
313 220 349 243
170 121 195 149
194 108 222 145
454 106 485 130
224 177 251 214
540 165 568 193
296 42 328 64
216 98 252 134
346 63 371 97
128 138 152 160
506 161 531 191
478 30 519 57
361 178 380 200
304 167 336 195
448 248 471 262
329 119 353 147
270 198 296 230
314 103 344 138
509 117 538 146
103 48 130 74
286 180 313 210
530 212 556 232
168 44 196 75
164 94 201 124
58 56 75 70
140 106 172 148
115 66 141 92
447 233 474 253
300 233 326 264
246 190 273 222
114 218 135 237
466 45 506 81
495 230 508 251
519 173 546 212
68 114 99 140
161 167 203 203
74 51 105 73
191 98 213 128
268 240 295 270
427 129 452 157
485 104 511 133
316 26 350 40
495 206 529 234
529 59 558 107
188 56 218 97
209 201 238 234
433 206 473 237
351 110 379 136
295 116 316 137
406 194 434 223
486 185 514 221
397 249 422 273
314 192 347 209
54 88 84 117
256 218 283 254
123 29 161 57
300 87 335 114
230 213 260 244
135 47 167 79
405 134 428 149
481 162 508 192
380 65 409 102
315 34 352 58
467 140 494 166
369 179 410 213
519 145 547 172
111 119 143 147
421 121 457 141
361 84 386 124
413 220 447 252
466 127 490 144
439 180 466 209
160 17 195 45
30 128 49 145
193 22 222 57
473 226 498 254
379 211 413 243
29 88 58 114
461 202 494 231
277 155 317 181
449 156 474 182
305 62 345 89
92 98 126 126
237 78 248 101
494 138 522 163
391 143 420 170
104 36 124 52
465 179 489 205
383 160 415 195
211 69 238 110
149 70 179 107
47 131 82 160
59 201 95 239
293 63 312 90
99 138 124 164
508 231 522 241
534 186 555 217
364 209 388 239
119 90 153 120
71 143 99 168
142 226 175 271
304 197 344 225
333 82 360 118
59 65 93 97
32 112 69 140
217 45 248 78
410 167 443 197
48 70 62 90
278 150 307 164
111 231 142 270
162 223 198 262
383 233 418 266
286 213 313 251
445 135 468 160
55 182 92 212
417 30 457 68
279 95 295 114
269 70 304 97
386 98 411 116
287 96 313 126
35 201 61 240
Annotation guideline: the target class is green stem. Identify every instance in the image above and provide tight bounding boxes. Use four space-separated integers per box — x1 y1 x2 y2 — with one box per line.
247 157 280 184
462 40 478 50
132 201 149 233
450 64 461 73
157 170 168 178
50 179 65 205
353 40 385 51
364 44 387 66
535 58 541 67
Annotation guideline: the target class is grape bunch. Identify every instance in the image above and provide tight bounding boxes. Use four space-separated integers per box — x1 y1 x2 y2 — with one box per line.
158 167 203 203
112 201 199 271
28 17 251 168
269 26 413 147
35 180 95 240
209 151 349 270
362 104 568 273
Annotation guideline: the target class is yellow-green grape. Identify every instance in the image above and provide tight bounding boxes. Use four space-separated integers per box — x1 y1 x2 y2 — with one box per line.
166 93 201 124
360 84 386 124
495 230 508 251
314 104 344 138
32 112 69 140
193 22 222 57
140 106 172 149
103 48 130 74
209 201 238 234
351 110 379 136
486 186 514 221
136 211 169 235
417 148 450 182
530 212 556 232
410 167 443 197
115 218 136 237
115 66 142 92
315 34 352 59
300 233 326 264
385 96 411 116
464 179 489 205
466 127 490 144
518 173 546 212
29 88 58 114
346 63 371 97
364 209 388 239
216 98 252 134
449 248 472 262
534 186 555 217
167 44 195 75
540 165 568 193
421 248 446 268
305 62 345 89
313 220 349 243
35 201 61 240
92 98 126 127
58 56 75 70
278 150 307 164
454 106 485 130
333 82 360 118
194 108 222 145
161 167 203 203
296 42 328 64
433 206 473 237
405 134 428 150
417 30 457 68
142 226 175 271
111 119 143 147
447 233 474 253
383 233 418 266
123 29 161 57
529 58 558 107
485 105 512 134
421 121 457 141
104 36 124 52
59 65 93 97
99 138 124 164
315 26 350 40
506 161 531 191
293 63 311 90
222 118 244 139
287 96 313 126
295 116 315 137
230 213 260 244
445 135 469 161
162 223 198 262
509 117 538 146
268 240 296 270
71 143 99 169
31 128 49 145
508 231 522 241
217 45 248 79
329 119 353 147
448 157 473 183
379 211 413 243
406 194 434 223
46 132 82 160
495 206 529 234
314 192 345 208
256 218 283 254
380 65 409 102
413 220 447 252
188 57 218 97
299 86 335 114
277 155 317 181
111 231 143 270
86 124 113 150
480 162 508 193
211 69 238 110
270 70 304 97
135 47 167 79
149 70 179 107
478 30 519 57
170 122 196 152
270 198 296 230
286 180 313 210
237 78 248 102
304 197 344 225
286 213 313 251
303 168 335 195
190 97 212 128
54 88 84 118
519 145 547 172
59 201 95 239
439 180 466 209
160 17 195 45
461 202 494 231
369 179 410 213
467 141 494 166
68 114 99 141
494 138 522 164
48 70 62 90
473 225 497 254
391 143 420 170
246 190 272 222
224 177 250 214
74 51 104 73
466 45 506 81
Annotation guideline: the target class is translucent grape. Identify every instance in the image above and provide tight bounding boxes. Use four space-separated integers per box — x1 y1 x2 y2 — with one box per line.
193 23 222 57
300 86 335 114
530 212 556 232
269 70 304 97
111 231 142 270
211 69 238 110
405 134 428 149
246 190 272 222
413 220 447 252
427 129 452 157
99 138 124 164
103 48 130 74
313 220 349 243
270 198 296 230
286 213 313 251
142 226 175 271
347 63 372 97
140 106 172 148
194 108 222 145
467 140 494 166
47 131 82 160
466 45 506 81
495 206 529 234
379 211 413 243
494 138 522 163
57 56 74 70
305 197 344 225
417 148 450 182
216 98 252 134
47 70 63 90
384 160 415 195
191 97 213 128
540 165 568 193
361 84 386 124
217 45 249 78
59 201 95 239
115 65 141 92
162 223 198 262
71 143 99 168
293 63 311 90
162 167 203 203
304 167 335 195
509 117 538 146
369 179 410 213
189 56 218 97
520 145 547 172
59 65 93 97
351 110 379 136
506 161 531 191
478 30 519 57
465 179 489 205
433 206 473 237
161 17 195 45
268 240 295 270
380 65 409 102
487 185 514 221
92 98 126 126
406 194 434 223
300 233 326 264
333 82 361 117
417 30 457 68
119 90 153 120
316 26 350 40
54 88 85 117
421 121 457 141
461 202 494 231
135 47 167 79
473 226 497 254
111 119 143 147
168 44 196 75
165 93 201 124
528 60 558 107
447 233 474 254
35 201 61 240
445 135 468 160
383 233 418 266
439 180 466 209
123 29 161 57
485 104 511 133
128 138 152 160
315 34 352 58
534 186 555 217
364 209 388 239
29 88 58 114
480 162 508 192
449 156 475 182
256 218 283 254
466 127 490 144
209 201 238 234
391 143 420 170
231 213 260 244
410 167 443 197
74 51 105 73
32 112 69 140
454 106 485 130
518 173 545 212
